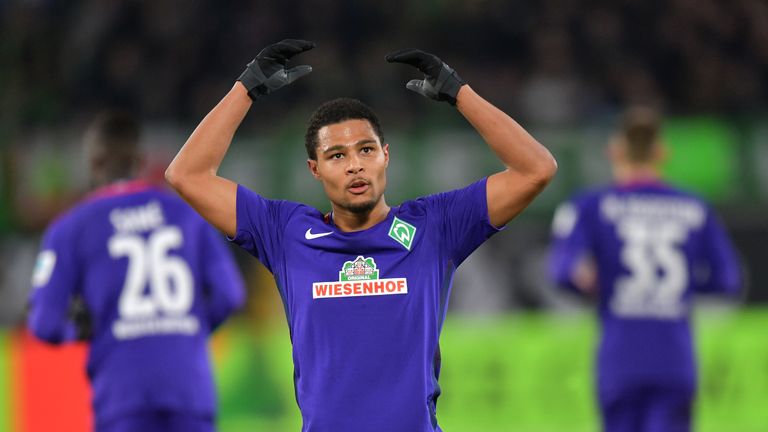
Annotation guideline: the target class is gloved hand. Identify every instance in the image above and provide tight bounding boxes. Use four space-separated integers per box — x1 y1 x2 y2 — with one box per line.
238 39 316 101
385 49 466 105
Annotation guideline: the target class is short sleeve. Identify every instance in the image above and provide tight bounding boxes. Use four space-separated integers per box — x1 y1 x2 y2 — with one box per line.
420 178 502 266
228 184 302 274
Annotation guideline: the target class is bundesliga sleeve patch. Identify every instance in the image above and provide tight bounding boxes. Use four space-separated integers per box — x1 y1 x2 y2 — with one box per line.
552 202 578 237
32 250 57 287
312 256 408 299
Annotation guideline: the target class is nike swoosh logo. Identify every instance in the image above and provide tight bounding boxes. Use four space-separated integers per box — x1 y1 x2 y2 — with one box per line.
305 228 333 240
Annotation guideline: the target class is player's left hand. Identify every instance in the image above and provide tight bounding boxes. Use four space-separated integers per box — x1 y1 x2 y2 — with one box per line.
385 49 466 105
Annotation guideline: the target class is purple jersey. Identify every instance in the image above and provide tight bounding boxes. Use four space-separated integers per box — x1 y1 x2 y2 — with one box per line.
548 181 741 397
229 178 500 432
28 180 245 425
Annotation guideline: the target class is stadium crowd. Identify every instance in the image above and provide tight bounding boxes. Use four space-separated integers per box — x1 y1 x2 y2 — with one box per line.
1 0 766 131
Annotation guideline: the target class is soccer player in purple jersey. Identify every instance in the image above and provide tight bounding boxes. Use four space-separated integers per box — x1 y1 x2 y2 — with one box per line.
165 39 557 431
548 107 742 432
27 112 246 432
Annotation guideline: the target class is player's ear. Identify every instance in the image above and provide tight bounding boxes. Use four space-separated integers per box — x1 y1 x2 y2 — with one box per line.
382 143 389 167
307 159 321 180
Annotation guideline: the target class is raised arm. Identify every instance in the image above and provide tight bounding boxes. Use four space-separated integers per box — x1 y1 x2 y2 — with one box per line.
165 84 250 237
165 39 315 237
456 87 557 226
386 49 557 227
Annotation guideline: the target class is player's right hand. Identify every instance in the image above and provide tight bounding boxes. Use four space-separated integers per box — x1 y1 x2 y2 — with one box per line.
238 39 315 101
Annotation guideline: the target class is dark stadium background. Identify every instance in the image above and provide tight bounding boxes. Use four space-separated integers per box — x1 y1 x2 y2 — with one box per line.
1 1 766 431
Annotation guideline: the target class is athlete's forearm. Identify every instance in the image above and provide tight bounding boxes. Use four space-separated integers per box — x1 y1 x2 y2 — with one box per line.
456 85 557 181
166 82 252 185
457 85 557 226
165 82 250 236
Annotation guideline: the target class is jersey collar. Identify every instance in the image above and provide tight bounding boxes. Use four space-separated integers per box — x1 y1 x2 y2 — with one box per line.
86 178 155 201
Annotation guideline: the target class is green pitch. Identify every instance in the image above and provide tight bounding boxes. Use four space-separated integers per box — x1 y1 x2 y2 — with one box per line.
1 310 765 431
214 309 768 432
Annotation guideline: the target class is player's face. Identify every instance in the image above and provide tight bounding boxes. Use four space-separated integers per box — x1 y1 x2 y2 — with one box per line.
308 119 389 214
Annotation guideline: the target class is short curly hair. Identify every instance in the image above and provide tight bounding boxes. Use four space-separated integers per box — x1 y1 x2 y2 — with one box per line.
304 98 385 160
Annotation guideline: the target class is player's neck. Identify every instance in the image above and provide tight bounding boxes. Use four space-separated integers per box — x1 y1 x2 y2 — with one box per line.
92 169 139 188
331 198 390 232
614 164 661 185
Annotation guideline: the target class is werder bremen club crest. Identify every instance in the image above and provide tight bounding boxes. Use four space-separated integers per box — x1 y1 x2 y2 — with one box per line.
388 216 416 250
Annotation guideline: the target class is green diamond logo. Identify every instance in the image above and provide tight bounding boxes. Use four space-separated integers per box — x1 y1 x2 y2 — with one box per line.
388 216 416 250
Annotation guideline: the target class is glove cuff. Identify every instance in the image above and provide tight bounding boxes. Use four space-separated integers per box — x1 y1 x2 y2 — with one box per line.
237 63 266 101
438 66 466 105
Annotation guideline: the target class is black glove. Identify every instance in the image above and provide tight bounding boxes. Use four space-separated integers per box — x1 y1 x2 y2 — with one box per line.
238 39 315 101
385 49 466 105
